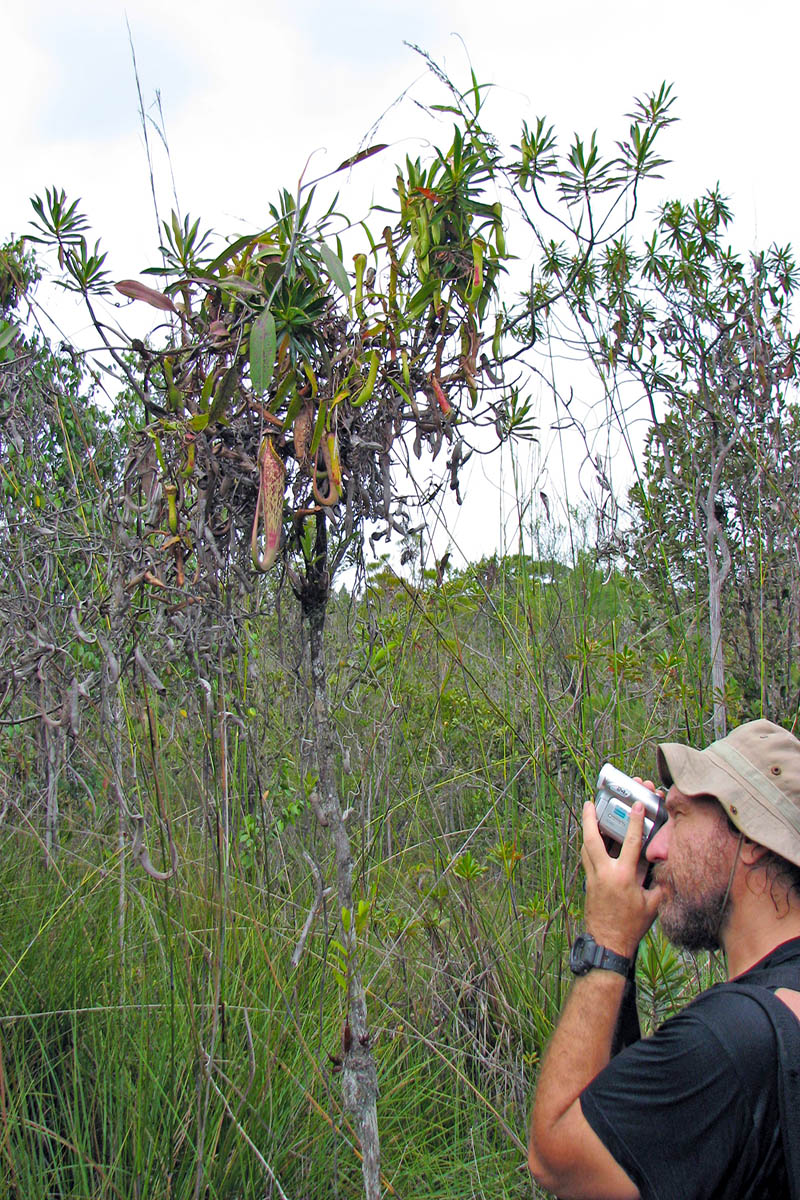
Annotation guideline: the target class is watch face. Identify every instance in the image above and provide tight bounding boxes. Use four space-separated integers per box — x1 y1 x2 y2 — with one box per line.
569 933 631 977
569 933 594 975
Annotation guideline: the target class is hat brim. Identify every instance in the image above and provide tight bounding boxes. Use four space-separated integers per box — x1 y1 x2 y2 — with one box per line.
657 743 737 805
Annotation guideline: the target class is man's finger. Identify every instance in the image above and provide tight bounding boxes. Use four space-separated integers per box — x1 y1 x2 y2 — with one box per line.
581 800 608 867
618 801 646 868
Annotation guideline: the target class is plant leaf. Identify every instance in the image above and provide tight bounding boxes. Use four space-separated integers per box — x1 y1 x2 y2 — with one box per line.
335 144 388 173
318 243 351 296
250 307 277 394
115 279 177 312
0 322 17 350
205 233 259 276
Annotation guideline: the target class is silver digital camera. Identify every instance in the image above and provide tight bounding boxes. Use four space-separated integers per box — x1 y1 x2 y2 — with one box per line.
594 763 666 850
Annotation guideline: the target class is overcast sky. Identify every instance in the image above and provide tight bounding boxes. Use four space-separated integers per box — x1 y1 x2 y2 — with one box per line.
6 0 798 565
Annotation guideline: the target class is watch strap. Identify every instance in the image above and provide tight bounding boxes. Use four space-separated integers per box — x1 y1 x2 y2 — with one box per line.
570 933 633 977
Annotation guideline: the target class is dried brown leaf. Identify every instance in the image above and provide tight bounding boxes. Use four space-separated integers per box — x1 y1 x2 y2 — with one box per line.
115 279 178 313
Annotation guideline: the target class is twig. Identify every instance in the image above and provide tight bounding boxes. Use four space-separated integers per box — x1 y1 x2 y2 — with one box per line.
291 849 331 969
126 15 163 253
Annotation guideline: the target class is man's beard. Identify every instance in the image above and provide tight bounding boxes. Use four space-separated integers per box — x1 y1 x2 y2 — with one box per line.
653 872 730 951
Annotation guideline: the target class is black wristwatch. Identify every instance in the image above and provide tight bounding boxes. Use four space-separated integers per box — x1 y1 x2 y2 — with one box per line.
569 933 633 978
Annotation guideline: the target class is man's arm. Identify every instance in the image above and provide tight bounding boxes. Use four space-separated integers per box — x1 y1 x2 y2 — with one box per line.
528 801 662 1199
528 967 639 1198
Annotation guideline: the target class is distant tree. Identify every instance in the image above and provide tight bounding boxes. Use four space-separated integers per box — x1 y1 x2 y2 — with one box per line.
566 189 800 736
630 397 800 725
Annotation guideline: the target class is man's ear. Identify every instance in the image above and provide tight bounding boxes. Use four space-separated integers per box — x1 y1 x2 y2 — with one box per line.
739 837 768 866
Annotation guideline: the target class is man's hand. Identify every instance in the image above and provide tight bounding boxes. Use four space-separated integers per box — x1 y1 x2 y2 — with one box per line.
582 800 663 960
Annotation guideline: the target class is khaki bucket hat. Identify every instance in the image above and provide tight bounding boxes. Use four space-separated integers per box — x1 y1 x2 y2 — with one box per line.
657 719 800 868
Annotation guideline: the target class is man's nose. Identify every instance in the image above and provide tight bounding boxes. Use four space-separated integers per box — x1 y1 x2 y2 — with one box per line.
645 820 669 863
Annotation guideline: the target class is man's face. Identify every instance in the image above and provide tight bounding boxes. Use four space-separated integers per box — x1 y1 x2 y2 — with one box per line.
645 788 741 951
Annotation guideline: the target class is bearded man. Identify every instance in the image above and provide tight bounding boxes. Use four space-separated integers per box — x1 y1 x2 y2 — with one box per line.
528 719 800 1199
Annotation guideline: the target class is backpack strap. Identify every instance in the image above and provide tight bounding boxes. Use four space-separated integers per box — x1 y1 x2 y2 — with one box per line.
722 982 800 1200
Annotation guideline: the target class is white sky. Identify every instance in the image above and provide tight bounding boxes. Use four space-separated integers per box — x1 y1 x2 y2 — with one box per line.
5 0 799 566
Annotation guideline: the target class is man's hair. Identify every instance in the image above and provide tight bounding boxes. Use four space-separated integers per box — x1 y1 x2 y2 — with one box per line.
756 849 800 909
724 812 800 908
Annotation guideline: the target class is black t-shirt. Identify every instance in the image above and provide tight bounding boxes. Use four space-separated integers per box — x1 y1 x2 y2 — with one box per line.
580 939 800 1200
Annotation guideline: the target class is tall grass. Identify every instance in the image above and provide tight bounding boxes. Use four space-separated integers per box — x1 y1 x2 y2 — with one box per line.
2 810 558 1198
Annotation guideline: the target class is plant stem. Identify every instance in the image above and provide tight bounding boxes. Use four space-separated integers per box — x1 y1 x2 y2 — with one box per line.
302 516 381 1200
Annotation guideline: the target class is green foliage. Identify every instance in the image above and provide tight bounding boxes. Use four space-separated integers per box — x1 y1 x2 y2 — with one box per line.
0 237 39 316
29 188 110 294
635 927 720 1034
452 850 488 881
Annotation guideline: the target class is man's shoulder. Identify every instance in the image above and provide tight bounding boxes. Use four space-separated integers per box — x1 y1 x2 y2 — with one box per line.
681 976 777 1019
666 979 780 1062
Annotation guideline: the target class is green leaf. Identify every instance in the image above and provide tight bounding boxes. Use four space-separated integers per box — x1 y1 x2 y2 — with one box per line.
208 367 237 423
282 387 303 430
0 322 17 351
199 370 216 412
310 397 328 457
318 242 351 296
250 307 277 394
187 413 210 432
406 279 438 321
205 232 261 276
206 275 262 295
